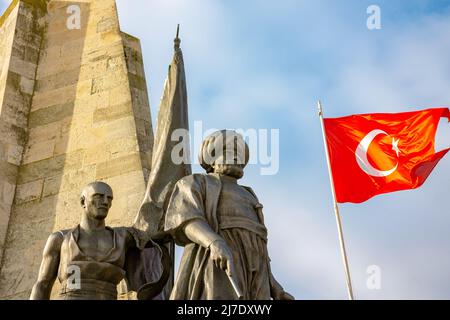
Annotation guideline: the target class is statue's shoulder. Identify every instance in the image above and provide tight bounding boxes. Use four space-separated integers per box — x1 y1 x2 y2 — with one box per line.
240 185 259 201
111 226 135 242
111 226 132 237
175 173 212 188
51 229 71 239
241 185 255 193
178 173 207 182
45 229 71 251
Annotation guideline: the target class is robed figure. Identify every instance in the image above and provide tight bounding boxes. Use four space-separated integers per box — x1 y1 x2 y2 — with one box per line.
165 130 294 300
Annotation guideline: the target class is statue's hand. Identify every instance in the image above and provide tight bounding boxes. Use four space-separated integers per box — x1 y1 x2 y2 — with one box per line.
209 239 234 275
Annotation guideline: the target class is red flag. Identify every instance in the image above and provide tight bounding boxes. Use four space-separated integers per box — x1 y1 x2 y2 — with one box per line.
324 108 449 203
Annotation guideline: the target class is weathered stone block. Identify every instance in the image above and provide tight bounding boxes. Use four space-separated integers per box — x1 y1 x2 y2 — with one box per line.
19 75 34 95
35 68 80 92
73 92 109 116
2 180 16 206
128 73 146 91
130 87 150 108
24 46 39 64
121 32 142 52
84 145 109 166
60 38 84 59
31 84 77 112
3 218 54 259
6 144 23 166
53 132 69 156
76 78 94 97
95 153 142 179
64 150 85 171
1 101 29 129
91 71 128 94
0 161 19 185
139 151 152 171
15 179 44 204
0 119 27 146
8 55 36 79
107 55 123 70
0 205 10 243
97 17 115 33
84 42 124 64
59 165 96 194
109 85 132 106
135 118 152 137
28 102 74 128
105 170 145 199
93 101 132 123
17 155 65 185
9 196 59 234
11 43 25 60
108 136 139 160
27 122 60 143
0 231 52 296
22 139 55 164
42 175 62 198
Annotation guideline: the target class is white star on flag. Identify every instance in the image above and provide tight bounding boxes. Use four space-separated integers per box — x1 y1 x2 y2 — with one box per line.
392 138 400 157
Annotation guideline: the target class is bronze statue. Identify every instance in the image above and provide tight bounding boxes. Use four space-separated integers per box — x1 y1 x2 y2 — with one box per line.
165 130 294 300
30 181 169 300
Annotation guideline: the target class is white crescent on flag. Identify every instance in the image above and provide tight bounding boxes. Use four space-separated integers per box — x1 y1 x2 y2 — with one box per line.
355 129 399 177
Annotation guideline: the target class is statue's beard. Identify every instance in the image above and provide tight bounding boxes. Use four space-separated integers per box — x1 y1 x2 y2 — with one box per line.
213 164 244 179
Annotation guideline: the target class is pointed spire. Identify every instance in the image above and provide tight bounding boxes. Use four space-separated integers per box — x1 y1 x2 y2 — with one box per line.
174 24 181 50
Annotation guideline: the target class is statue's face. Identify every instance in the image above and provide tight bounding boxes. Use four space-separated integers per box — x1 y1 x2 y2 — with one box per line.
81 182 113 220
200 130 249 179
212 136 247 179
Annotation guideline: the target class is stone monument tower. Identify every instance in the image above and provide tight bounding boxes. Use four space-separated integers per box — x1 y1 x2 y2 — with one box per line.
0 0 153 299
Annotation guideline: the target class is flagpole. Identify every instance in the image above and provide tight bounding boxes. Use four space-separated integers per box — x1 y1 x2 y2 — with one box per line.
318 100 355 300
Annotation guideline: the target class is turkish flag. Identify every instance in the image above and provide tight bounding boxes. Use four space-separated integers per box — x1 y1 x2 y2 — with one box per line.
324 108 449 203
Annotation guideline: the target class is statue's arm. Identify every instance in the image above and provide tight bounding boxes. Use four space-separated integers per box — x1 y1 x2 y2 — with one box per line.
184 220 234 274
184 219 222 248
30 232 63 300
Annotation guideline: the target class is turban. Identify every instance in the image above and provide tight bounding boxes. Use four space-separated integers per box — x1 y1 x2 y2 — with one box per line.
199 130 249 173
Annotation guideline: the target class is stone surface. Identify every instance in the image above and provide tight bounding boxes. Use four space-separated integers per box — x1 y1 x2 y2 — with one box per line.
0 0 153 299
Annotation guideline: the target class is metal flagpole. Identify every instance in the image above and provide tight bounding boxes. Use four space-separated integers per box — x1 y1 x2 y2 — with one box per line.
317 100 355 300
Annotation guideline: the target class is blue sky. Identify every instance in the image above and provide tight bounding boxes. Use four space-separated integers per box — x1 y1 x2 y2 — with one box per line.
2 0 450 299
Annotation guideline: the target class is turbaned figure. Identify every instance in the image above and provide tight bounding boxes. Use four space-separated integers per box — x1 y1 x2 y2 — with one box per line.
165 130 294 300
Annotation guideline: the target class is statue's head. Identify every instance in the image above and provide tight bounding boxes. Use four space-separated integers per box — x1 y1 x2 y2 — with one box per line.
199 130 249 179
80 181 113 220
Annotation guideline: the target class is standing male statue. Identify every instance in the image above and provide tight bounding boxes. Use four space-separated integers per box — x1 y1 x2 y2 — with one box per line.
30 181 169 300
165 130 294 300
